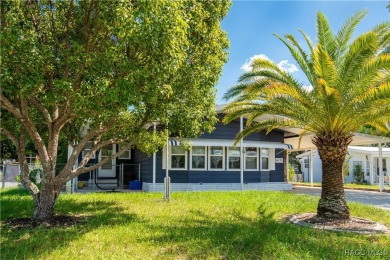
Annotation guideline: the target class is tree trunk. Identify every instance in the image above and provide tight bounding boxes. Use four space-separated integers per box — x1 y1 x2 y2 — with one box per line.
33 183 60 223
313 133 353 220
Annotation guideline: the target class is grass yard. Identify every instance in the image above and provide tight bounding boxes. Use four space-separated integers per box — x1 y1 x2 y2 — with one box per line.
1 188 389 259
292 182 389 191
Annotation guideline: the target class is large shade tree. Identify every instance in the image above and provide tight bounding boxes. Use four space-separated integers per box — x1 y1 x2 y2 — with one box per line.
223 10 389 220
0 0 230 223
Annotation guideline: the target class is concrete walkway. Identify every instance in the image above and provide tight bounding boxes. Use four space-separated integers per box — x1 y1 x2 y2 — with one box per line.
288 186 390 211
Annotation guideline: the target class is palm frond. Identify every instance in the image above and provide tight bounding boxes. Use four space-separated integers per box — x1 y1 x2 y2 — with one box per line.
232 118 302 146
335 9 367 59
338 31 379 88
274 33 316 86
298 29 315 55
222 101 266 124
316 11 337 59
313 44 337 86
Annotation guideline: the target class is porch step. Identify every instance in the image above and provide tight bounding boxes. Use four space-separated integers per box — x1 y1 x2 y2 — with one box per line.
95 178 118 184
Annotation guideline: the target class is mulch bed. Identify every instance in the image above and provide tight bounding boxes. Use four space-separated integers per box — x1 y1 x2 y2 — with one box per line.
2 215 88 230
288 213 390 234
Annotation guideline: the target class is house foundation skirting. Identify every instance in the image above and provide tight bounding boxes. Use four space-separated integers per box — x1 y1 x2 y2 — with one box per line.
142 182 293 192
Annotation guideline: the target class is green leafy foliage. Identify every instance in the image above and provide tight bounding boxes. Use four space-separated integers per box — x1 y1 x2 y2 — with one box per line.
353 164 365 184
288 164 295 182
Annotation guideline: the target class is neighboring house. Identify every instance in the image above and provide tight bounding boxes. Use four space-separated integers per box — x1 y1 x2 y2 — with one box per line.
71 106 294 192
296 146 390 184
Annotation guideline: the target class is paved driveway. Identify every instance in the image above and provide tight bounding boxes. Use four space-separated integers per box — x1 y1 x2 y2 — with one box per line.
288 186 390 211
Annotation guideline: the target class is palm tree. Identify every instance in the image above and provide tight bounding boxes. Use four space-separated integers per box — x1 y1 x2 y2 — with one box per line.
223 10 390 220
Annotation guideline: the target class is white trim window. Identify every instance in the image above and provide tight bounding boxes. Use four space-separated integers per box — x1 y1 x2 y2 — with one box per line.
170 146 186 170
261 148 270 171
245 147 258 170
304 159 309 169
209 146 224 170
190 146 206 170
118 144 131 159
227 147 241 170
83 141 96 159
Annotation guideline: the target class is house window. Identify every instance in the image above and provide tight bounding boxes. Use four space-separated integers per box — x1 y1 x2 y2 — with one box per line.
261 148 269 170
304 159 309 169
170 146 186 170
209 146 224 170
228 147 241 170
366 160 370 177
245 147 258 170
101 145 113 169
83 141 96 159
118 144 131 159
191 146 206 170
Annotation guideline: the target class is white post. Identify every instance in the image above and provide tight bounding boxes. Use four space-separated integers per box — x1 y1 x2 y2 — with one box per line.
66 144 73 193
153 124 156 192
310 149 313 187
379 143 384 192
164 137 170 200
240 116 244 190
369 154 374 185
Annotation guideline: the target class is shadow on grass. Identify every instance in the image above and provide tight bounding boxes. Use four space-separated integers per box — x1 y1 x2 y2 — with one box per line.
1 189 138 259
137 204 377 259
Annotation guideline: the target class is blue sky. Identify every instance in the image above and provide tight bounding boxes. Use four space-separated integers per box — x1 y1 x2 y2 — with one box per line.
216 0 390 104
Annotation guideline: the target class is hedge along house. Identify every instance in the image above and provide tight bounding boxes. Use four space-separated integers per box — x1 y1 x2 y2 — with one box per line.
296 146 390 185
69 105 295 192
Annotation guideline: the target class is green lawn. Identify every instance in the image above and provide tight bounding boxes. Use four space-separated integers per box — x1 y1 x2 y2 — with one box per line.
1 188 389 259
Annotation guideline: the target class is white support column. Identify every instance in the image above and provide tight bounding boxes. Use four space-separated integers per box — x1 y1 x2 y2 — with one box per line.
164 137 170 200
66 144 73 193
153 124 156 192
369 155 374 185
310 149 314 187
240 116 244 190
285 151 289 182
379 143 384 192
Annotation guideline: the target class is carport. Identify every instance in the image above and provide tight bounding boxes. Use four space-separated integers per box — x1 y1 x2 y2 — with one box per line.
282 128 390 192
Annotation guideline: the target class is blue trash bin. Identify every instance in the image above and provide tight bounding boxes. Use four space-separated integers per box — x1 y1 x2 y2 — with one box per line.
129 180 142 190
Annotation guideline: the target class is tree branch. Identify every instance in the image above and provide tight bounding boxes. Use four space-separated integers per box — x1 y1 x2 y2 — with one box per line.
0 128 18 147
17 130 40 201
19 96 51 172
67 140 134 181
29 97 52 124
57 117 117 180
0 94 23 120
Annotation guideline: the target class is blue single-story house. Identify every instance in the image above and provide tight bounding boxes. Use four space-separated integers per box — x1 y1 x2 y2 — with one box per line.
69 105 390 192
70 105 294 192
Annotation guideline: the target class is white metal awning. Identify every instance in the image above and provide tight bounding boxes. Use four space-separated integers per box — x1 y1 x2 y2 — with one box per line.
283 131 390 150
168 138 292 149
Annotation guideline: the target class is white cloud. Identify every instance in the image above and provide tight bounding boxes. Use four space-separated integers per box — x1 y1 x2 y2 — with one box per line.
240 54 271 72
302 85 313 92
277 60 299 73
241 54 299 74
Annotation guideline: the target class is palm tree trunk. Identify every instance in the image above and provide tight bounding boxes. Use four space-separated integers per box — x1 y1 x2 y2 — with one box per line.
313 133 353 220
